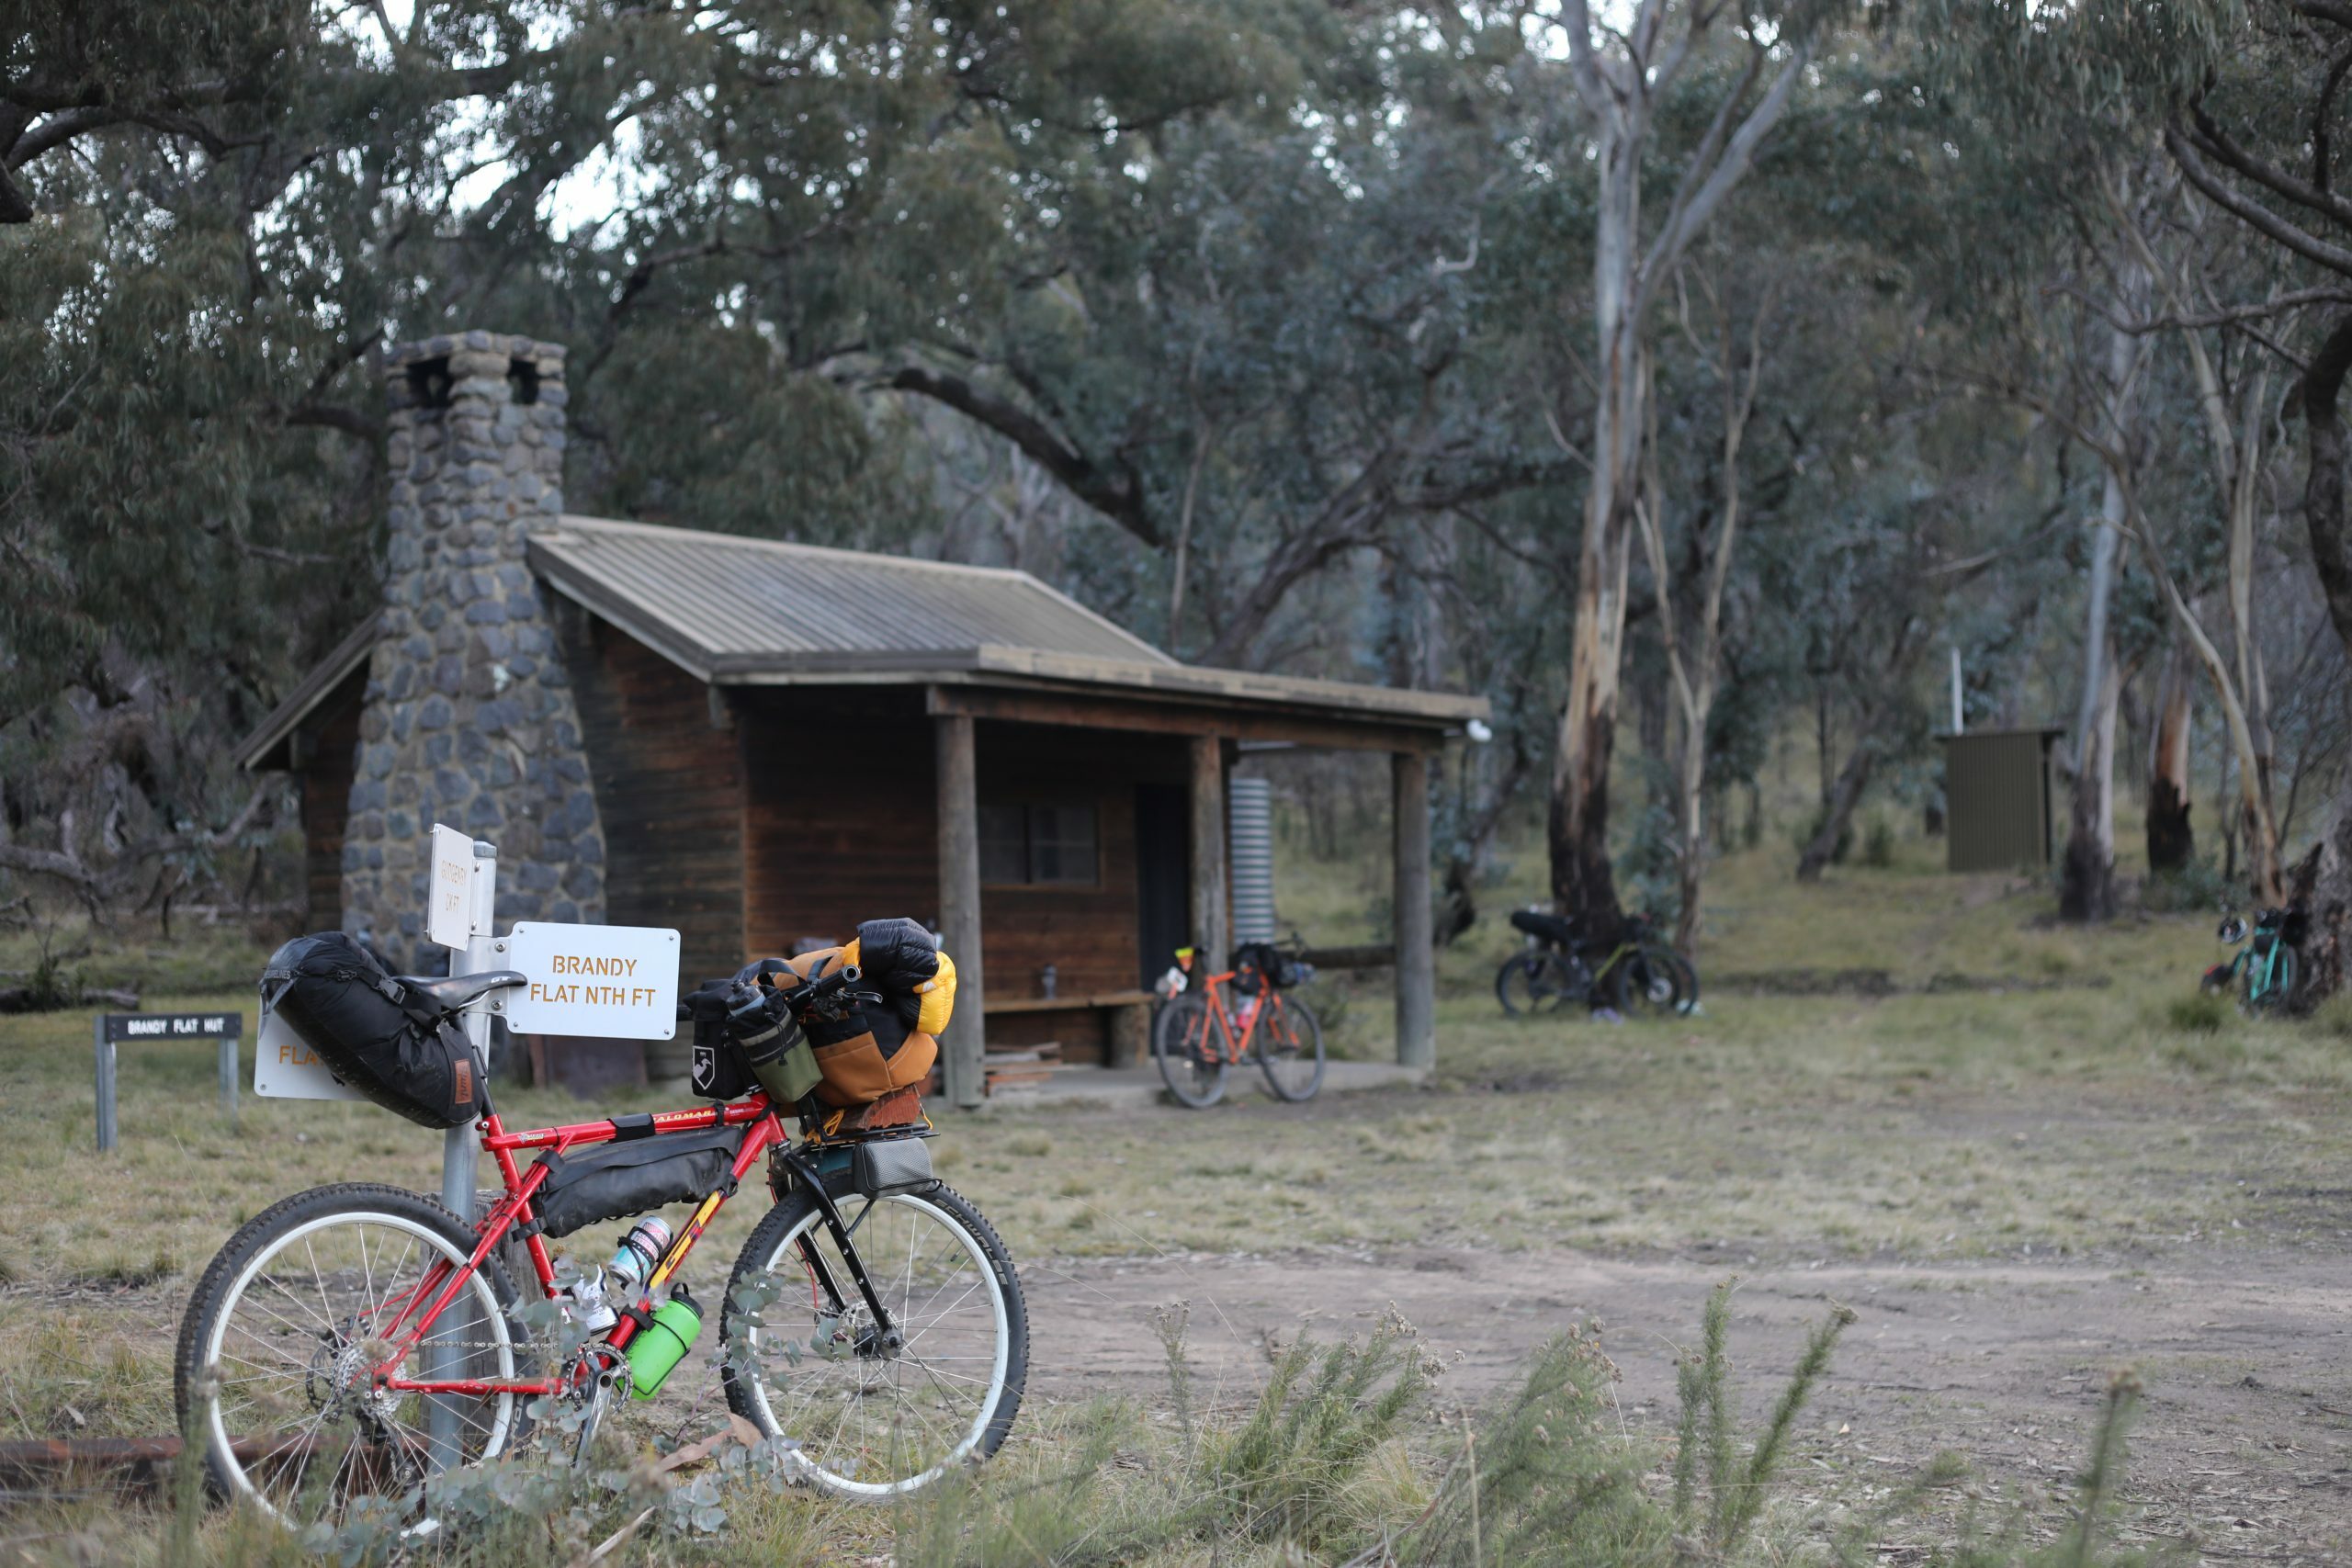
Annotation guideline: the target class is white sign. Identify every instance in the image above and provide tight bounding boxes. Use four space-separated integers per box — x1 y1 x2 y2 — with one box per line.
254 1007 368 1103
428 824 481 952
502 922 679 1040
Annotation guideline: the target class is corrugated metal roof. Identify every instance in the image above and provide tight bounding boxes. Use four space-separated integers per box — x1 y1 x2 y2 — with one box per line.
529 515 1173 674
529 515 1487 726
239 516 1487 770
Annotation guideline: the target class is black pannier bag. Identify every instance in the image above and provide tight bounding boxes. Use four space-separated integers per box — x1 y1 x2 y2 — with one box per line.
261 932 483 1130
532 1126 741 1238
1231 941 1303 995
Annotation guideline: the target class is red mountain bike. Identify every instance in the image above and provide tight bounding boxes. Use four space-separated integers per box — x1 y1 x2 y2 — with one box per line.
174 964 1025 1530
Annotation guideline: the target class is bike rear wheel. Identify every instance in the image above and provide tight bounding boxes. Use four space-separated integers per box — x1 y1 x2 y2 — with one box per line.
1152 995 1229 1107
1255 998 1326 1101
721 1181 1026 1497
174 1183 526 1530
1497 950 1577 1016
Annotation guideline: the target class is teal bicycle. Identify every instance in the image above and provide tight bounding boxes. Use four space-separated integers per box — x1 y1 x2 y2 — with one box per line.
2200 908 2301 1014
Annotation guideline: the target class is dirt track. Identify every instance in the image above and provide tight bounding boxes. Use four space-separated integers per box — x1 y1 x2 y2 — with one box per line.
1023 1241 2352 1562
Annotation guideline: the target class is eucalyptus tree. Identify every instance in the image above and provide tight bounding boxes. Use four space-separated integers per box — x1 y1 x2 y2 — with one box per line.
1525 0 1835 942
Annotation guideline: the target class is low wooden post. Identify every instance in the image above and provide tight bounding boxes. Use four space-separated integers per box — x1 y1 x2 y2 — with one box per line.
1393 750 1434 1068
936 711 987 1110
1189 735 1228 968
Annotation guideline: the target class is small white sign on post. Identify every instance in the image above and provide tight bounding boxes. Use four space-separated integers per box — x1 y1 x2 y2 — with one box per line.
254 1009 368 1103
502 922 679 1041
427 823 480 952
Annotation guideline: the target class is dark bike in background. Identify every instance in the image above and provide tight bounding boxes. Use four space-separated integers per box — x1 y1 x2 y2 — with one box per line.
1496 908 1699 1020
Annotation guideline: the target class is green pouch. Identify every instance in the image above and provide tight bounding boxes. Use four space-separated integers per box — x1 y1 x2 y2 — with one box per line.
747 1034 823 1105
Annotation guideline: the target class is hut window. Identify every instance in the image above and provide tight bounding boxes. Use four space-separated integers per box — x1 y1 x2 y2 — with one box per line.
980 801 1098 886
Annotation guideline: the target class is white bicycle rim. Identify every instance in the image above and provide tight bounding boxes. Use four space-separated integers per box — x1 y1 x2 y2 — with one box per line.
201 1210 518 1525
738 1191 1011 1497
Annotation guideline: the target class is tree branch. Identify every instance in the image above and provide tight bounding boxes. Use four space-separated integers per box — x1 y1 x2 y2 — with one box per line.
886 364 1161 548
2165 124 2352 278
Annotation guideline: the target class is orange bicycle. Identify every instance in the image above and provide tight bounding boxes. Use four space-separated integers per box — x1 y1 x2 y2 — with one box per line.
1150 940 1325 1107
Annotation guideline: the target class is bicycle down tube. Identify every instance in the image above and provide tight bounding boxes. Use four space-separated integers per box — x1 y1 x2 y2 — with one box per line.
375 1099 794 1402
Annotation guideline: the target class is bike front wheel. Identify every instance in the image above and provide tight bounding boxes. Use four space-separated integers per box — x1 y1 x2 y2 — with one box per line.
1611 947 1686 1020
174 1182 526 1530
721 1181 1027 1497
1153 994 1229 1107
1255 997 1326 1101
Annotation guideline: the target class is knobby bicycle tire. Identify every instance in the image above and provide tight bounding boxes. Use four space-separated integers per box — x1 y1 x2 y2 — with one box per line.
175 1182 528 1527
1153 994 1228 1107
1256 997 1326 1101
719 1180 1027 1496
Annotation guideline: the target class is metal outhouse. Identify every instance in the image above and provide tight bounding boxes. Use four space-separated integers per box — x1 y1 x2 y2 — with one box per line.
1938 728 2064 873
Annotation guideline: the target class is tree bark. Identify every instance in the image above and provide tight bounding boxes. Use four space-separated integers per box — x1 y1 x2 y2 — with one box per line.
2147 637 2196 873
2059 643 2120 919
2303 313 2352 660
1796 741 1873 882
2059 432 2128 920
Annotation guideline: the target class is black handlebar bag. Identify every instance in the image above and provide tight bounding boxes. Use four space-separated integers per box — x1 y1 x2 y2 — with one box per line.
261 932 484 1130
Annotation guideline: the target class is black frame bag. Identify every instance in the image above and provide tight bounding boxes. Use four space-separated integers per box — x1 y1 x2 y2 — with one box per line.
261 931 483 1130
532 1127 741 1237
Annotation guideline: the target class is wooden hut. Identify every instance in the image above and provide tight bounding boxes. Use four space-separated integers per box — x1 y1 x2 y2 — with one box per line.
240 518 1484 1103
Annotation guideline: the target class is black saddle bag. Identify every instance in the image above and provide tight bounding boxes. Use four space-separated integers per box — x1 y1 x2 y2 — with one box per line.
261 931 483 1130
532 1127 741 1238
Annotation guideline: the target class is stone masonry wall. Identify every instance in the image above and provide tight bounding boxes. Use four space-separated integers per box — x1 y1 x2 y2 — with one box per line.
341 331 606 970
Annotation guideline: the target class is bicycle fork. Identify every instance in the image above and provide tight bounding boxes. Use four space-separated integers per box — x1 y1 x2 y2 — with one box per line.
773 1146 903 1357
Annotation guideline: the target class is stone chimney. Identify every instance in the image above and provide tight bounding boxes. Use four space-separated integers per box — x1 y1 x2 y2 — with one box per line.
342 331 606 969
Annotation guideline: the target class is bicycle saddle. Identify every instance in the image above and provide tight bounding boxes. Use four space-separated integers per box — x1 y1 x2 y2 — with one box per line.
1509 909 1577 946
390 970 529 1010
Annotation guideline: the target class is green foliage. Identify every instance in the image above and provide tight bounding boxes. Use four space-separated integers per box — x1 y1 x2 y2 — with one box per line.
2163 989 2230 1034
1862 815 1899 869
1214 1314 1430 1544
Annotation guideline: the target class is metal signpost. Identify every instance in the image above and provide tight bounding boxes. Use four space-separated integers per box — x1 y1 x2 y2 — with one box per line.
94 1011 244 1152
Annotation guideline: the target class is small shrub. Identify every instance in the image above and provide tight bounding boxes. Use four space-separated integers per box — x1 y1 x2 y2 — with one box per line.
1861 815 1897 869
2140 857 2238 914
2163 991 2228 1034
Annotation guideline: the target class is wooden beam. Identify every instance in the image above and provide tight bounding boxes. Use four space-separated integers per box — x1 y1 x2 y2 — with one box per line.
935 711 986 1109
1393 750 1434 1068
925 683 1447 754
1190 735 1229 969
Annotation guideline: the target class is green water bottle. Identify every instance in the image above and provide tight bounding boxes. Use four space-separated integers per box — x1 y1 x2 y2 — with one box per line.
623 1281 703 1400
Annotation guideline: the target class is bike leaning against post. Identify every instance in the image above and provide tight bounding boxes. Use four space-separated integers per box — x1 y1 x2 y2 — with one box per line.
175 914 1025 1533
1150 936 1326 1108
2200 908 2303 1014
1494 908 1699 1020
